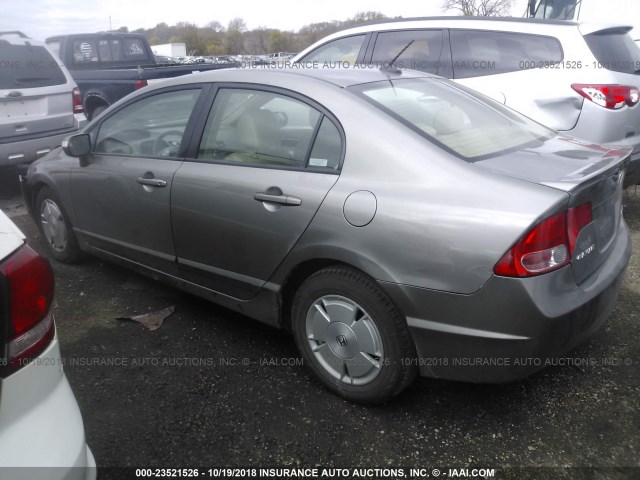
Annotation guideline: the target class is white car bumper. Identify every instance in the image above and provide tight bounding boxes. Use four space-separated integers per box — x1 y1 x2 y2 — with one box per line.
0 337 96 480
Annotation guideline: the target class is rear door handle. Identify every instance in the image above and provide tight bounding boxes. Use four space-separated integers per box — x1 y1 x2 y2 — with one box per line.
254 192 302 206
136 177 167 187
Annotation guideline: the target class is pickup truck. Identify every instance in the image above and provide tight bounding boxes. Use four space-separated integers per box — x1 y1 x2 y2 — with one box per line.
45 33 237 119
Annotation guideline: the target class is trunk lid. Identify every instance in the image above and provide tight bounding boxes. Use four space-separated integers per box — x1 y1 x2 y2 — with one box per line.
476 135 630 283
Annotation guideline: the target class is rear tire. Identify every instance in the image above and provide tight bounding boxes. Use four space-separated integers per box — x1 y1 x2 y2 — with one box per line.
35 187 84 263
292 267 417 404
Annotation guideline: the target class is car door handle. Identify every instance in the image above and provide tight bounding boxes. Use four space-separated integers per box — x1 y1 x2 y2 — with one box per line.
254 192 302 206
136 177 167 187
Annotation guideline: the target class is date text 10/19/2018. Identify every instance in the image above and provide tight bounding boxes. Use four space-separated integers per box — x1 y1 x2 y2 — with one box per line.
134 467 497 478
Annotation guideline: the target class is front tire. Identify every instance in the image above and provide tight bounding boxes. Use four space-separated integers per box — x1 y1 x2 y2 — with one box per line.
292 267 417 404
35 187 84 263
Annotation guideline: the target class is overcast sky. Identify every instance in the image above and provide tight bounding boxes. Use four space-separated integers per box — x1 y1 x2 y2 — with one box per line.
2 0 638 43
0 0 532 41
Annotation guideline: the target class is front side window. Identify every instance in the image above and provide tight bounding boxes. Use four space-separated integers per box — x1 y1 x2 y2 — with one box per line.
94 88 201 157
299 35 366 65
450 30 563 79
371 30 443 74
353 78 554 161
197 88 341 170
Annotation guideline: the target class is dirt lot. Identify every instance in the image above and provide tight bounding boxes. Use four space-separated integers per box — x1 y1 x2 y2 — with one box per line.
1 173 639 479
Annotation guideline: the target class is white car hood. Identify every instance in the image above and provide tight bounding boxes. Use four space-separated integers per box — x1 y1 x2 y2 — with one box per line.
0 210 25 260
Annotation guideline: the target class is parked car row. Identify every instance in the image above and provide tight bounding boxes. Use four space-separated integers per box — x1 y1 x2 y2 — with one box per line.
155 54 294 66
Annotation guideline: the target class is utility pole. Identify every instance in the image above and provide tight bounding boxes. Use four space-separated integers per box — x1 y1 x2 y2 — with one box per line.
109 15 112 31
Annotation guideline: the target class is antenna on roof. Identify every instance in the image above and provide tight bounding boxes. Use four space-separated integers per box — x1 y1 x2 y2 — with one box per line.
380 40 414 75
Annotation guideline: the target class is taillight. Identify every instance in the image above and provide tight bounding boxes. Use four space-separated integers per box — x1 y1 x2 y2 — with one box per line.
494 202 593 278
134 79 148 90
572 84 639 109
72 87 84 113
1 244 55 374
567 202 593 254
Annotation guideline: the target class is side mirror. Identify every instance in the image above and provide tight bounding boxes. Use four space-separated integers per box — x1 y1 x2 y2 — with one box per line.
62 133 91 166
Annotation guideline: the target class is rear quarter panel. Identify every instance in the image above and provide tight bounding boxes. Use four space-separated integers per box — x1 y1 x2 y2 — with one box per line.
271 91 569 294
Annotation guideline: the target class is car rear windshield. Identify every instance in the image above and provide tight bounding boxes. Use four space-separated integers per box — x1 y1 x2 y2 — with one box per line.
0 44 67 89
352 78 554 161
584 29 640 74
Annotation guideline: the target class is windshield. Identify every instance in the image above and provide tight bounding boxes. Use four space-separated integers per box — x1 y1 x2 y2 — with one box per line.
351 78 554 161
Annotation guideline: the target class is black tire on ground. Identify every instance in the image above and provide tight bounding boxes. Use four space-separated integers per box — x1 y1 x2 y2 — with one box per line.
291 266 417 404
35 187 84 263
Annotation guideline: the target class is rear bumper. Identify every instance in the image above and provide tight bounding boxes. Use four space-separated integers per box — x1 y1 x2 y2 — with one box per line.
0 339 96 479
382 219 631 383
0 114 86 168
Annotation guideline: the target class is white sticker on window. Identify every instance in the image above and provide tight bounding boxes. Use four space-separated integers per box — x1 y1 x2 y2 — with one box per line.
309 158 328 167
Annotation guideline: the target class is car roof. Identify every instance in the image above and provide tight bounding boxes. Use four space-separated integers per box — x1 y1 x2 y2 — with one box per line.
0 30 45 46
307 16 582 37
148 66 434 91
295 15 636 45
356 16 581 28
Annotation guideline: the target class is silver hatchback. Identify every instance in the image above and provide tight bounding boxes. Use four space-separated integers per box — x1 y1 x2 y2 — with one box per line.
22 68 631 403
0 31 86 168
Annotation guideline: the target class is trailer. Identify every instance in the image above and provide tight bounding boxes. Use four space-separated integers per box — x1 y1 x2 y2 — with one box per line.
150 43 187 58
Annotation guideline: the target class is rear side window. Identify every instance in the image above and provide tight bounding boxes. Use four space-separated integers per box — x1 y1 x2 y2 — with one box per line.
0 44 67 89
354 78 554 161
371 30 444 74
584 30 640 74
299 35 366 65
450 30 563 79
123 38 147 60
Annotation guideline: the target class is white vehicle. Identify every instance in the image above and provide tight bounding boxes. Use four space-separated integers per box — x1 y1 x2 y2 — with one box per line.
0 31 86 168
0 210 95 480
293 17 640 187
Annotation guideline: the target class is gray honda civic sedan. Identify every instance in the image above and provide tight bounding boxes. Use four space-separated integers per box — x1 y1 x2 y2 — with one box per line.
21 67 631 403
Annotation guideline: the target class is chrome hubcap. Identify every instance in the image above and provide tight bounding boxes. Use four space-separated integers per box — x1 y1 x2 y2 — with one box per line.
306 295 384 385
40 199 67 252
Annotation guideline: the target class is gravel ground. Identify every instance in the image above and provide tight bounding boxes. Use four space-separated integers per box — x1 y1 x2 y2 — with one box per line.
1 172 639 479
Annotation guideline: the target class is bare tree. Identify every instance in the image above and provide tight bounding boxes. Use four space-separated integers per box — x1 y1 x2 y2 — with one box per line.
442 0 513 16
